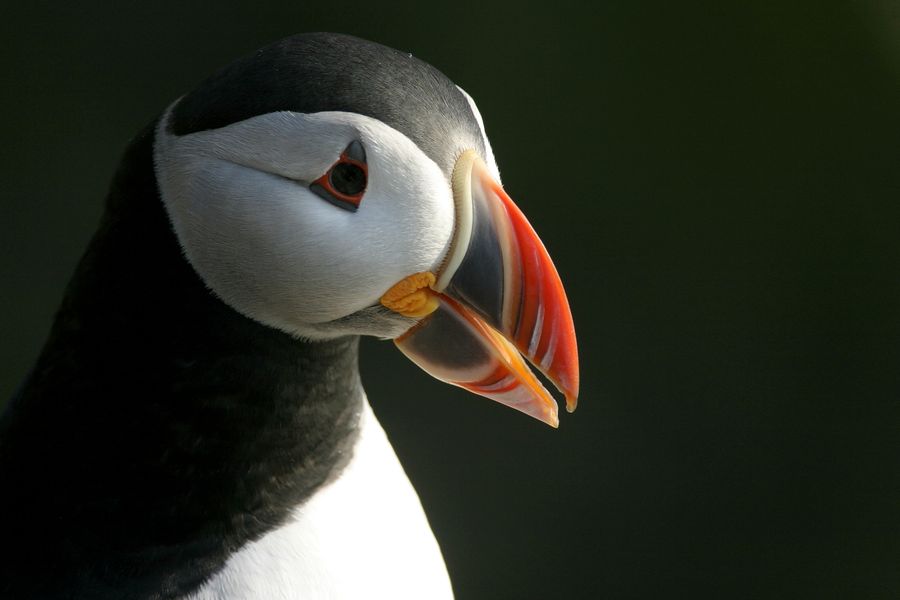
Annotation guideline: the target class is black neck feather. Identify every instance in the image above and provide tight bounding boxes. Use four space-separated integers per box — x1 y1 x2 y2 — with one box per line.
0 122 363 599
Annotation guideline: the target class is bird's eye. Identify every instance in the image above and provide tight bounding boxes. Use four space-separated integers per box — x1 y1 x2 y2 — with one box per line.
310 141 368 212
330 162 366 196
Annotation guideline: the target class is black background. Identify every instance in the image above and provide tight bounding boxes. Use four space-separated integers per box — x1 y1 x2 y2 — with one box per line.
2 1 899 598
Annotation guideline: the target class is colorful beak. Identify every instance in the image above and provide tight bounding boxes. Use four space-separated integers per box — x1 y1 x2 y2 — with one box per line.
382 150 579 427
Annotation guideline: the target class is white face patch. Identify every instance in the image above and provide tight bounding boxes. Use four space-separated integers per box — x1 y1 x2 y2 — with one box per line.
154 107 455 340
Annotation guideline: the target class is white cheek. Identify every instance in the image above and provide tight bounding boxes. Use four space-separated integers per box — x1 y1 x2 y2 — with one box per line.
155 107 454 336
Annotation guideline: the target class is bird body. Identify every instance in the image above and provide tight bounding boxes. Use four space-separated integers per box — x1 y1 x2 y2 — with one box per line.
188 400 452 599
0 32 578 599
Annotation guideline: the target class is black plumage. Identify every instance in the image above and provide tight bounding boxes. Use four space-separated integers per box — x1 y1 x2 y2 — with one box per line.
171 32 485 177
0 124 361 599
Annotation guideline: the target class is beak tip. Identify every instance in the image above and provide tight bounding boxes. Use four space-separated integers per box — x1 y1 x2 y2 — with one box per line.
545 410 560 428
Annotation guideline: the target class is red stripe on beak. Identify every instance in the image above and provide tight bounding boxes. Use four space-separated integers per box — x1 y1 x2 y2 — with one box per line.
489 177 580 411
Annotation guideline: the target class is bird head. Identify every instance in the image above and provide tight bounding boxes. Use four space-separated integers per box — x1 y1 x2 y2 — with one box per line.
153 33 578 426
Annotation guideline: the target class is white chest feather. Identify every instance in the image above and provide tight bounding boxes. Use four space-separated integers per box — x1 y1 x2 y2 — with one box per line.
187 399 453 600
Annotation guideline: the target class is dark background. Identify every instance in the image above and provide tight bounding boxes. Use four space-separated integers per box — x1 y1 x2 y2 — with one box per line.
2 1 899 598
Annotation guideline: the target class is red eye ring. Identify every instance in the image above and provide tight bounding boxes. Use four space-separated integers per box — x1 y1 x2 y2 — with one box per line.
310 141 368 212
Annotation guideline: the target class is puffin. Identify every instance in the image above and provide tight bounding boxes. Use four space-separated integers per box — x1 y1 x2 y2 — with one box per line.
0 33 579 599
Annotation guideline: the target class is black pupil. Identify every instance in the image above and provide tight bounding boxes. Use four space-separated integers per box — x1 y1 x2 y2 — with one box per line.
329 162 366 196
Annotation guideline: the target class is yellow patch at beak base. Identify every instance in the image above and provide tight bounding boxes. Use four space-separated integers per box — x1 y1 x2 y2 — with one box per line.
380 272 440 318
